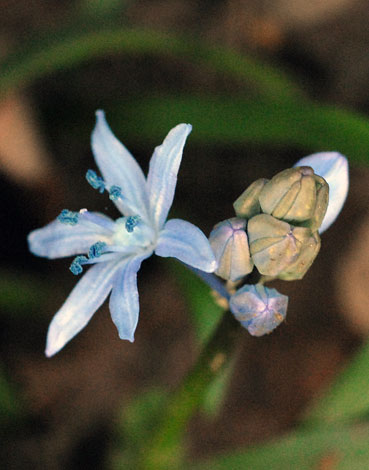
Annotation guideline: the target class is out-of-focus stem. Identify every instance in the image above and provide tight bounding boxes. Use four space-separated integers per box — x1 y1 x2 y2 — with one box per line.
138 309 240 469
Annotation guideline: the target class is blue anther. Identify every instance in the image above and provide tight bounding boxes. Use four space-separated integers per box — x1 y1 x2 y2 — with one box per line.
58 209 79 225
125 215 140 233
109 185 122 201
86 169 105 193
88 241 107 259
70 255 88 275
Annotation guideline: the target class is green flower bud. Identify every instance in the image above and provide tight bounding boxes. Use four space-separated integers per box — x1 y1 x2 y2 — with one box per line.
247 214 320 278
258 166 329 228
306 175 329 232
209 218 254 281
233 178 269 218
278 231 321 280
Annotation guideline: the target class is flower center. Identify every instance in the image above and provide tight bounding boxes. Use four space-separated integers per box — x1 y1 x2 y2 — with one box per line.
113 216 156 250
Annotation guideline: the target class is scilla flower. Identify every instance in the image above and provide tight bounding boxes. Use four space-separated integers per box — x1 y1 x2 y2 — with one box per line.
28 111 217 357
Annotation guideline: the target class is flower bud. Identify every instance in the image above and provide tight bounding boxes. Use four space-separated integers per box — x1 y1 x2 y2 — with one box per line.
247 214 320 278
278 231 320 280
233 178 269 218
294 152 349 233
209 217 253 281
230 284 288 336
258 166 329 228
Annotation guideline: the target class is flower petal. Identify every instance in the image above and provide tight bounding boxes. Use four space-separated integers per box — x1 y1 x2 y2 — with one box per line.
294 152 349 233
146 124 192 229
91 110 149 219
155 218 217 272
45 261 121 357
109 252 152 342
28 213 113 259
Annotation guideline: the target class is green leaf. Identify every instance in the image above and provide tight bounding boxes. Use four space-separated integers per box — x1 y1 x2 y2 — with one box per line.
304 338 369 425
113 94 369 165
169 262 230 418
111 387 169 469
201 356 235 417
169 262 224 345
191 424 369 470
0 29 302 102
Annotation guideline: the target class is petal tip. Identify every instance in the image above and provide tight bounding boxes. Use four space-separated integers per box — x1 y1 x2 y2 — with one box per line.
119 332 135 343
95 109 105 119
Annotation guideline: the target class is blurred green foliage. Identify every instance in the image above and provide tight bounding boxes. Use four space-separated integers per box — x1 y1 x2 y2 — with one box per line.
115 95 369 165
192 424 369 470
305 338 369 425
0 29 301 102
170 262 223 345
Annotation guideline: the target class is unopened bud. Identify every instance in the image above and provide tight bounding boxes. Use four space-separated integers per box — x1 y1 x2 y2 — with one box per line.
233 178 268 218
209 218 253 281
247 214 319 278
278 231 321 280
230 284 288 336
258 166 329 228
294 152 349 233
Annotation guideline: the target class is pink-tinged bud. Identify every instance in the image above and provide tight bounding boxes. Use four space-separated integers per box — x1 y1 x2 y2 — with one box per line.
230 284 288 336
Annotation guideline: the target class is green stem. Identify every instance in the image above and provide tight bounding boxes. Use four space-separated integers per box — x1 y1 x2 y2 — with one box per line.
138 310 240 469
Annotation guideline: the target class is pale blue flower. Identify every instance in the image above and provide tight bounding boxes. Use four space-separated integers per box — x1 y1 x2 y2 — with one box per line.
294 151 349 233
230 284 288 336
28 111 217 357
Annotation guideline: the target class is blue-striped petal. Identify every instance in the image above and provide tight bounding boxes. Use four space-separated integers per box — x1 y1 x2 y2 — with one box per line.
28 214 113 259
294 152 349 233
91 110 150 219
155 218 217 272
146 124 192 229
45 260 122 357
109 252 152 342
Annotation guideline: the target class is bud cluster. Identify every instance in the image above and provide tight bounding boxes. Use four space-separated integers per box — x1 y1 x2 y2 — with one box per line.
210 166 329 282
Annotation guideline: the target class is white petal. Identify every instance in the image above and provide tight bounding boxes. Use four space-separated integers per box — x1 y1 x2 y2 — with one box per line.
155 218 217 272
294 152 349 233
45 261 121 357
109 252 151 342
28 214 113 259
91 110 149 219
146 124 192 229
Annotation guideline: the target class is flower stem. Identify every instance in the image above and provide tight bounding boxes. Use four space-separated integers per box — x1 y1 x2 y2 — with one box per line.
184 265 231 300
138 309 240 469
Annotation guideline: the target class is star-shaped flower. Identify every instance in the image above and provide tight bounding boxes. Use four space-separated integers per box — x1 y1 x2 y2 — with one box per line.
28 111 217 357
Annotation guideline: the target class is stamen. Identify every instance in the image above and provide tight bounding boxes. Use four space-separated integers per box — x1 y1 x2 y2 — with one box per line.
86 169 105 193
125 215 140 233
109 185 122 201
88 241 107 259
70 255 88 275
58 209 79 225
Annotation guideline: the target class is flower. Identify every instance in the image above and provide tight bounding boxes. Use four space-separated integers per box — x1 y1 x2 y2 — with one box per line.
294 151 349 233
229 284 288 336
28 111 217 357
